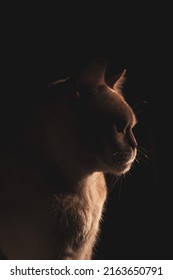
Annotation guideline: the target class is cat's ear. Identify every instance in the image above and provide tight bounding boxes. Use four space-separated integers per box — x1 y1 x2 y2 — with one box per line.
78 57 107 85
107 69 126 90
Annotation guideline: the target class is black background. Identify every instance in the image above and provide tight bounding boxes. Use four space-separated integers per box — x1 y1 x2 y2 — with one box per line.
1 4 172 259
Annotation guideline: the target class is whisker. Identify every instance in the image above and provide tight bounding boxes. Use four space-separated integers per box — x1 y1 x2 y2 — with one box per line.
136 146 150 165
137 146 149 157
135 158 140 164
138 147 149 157
134 158 142 166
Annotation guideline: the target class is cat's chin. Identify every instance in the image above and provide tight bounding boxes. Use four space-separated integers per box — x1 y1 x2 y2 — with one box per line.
109 150 137 175
111 163 132 175
86 151 136 176
113 156 136 175
105 156 136 175
88 159 133 176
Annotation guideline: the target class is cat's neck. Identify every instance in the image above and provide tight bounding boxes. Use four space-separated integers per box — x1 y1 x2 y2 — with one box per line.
39 156 92 192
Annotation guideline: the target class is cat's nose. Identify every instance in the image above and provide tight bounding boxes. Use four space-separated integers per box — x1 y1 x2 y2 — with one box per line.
115 121 137 150
126 126 137 150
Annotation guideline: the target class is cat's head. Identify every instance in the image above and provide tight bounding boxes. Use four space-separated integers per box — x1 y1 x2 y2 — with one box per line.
48 58 137 176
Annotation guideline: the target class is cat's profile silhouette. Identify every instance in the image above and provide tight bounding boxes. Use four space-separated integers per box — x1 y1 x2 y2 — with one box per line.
0 58 137 259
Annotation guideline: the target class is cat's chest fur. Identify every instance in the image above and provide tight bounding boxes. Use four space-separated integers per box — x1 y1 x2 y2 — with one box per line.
51 172 107 259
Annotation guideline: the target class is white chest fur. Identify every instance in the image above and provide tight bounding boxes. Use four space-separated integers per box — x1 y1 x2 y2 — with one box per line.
51 172 107 259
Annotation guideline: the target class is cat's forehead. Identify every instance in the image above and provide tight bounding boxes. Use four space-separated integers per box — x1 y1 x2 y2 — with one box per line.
80 83 125 113
98 83 122 96
86 83 124 104
81 83 136 125
81 84 120 99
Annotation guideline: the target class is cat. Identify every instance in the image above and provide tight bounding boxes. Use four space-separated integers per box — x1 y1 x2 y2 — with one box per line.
0 58 137 259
